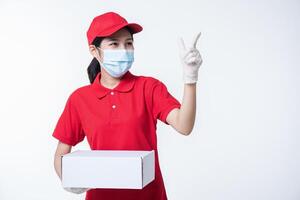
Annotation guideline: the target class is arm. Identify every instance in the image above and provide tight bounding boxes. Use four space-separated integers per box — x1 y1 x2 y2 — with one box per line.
53 141 90 194
54 141 72 180
166 83 196 136
166 32 202 136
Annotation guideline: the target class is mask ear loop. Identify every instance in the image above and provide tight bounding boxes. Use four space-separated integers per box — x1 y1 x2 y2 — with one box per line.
96 47 104 67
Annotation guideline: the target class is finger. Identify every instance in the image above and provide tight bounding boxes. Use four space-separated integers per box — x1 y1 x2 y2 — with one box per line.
178 37 186 51
182 48 199 58
185 54 197 63
186 56 202 66
192 32 201 48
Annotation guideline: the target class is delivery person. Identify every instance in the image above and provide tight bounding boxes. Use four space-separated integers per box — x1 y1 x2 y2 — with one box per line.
52 11 202 200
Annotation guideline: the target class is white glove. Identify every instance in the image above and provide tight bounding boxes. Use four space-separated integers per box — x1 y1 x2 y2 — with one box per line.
63 187 90 194
178 32 203 84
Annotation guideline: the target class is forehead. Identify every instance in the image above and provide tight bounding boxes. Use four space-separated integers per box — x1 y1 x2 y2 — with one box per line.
103 28 132 42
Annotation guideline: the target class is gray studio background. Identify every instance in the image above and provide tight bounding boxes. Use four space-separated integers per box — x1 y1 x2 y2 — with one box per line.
0 0 299 199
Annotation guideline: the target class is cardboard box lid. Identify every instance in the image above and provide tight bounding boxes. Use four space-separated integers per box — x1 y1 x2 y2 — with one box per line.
63 150 154 158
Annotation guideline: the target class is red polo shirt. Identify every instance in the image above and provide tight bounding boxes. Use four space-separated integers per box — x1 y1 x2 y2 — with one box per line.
52 71 181 200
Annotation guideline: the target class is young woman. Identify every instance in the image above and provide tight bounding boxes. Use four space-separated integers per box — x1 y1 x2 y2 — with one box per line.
52 11 202 200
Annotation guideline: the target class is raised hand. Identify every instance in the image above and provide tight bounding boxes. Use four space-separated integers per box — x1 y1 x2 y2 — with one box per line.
178 32 203 84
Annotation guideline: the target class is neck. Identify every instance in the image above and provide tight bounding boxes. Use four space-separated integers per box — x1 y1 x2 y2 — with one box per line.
100 69 121 89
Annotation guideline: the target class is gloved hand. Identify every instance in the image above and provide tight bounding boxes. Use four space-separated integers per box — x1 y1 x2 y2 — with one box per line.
178 32 203 84
63 187 90 194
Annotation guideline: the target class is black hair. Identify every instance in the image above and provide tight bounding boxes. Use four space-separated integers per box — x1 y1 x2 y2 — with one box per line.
87 37 103 84
87 27 134 84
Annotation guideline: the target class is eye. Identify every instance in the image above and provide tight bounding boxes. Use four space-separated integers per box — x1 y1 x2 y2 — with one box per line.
110 42 118 46
127 42 133 45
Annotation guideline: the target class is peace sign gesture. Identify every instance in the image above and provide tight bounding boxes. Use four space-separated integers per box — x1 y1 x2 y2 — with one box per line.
178 32 203 84
179 32 201 50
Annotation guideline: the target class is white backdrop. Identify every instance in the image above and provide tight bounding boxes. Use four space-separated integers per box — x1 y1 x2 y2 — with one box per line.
0 0 299 199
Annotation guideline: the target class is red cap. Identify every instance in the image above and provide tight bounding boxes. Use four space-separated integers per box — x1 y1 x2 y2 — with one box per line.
86 12 143 45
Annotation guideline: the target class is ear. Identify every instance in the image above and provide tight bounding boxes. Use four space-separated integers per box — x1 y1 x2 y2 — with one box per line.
89 45 101 59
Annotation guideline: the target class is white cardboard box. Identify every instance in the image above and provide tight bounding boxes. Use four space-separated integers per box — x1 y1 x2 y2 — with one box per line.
61 150 155 189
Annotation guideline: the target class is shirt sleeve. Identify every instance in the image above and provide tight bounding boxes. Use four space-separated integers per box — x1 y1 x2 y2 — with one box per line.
152 80 181 125
52 92 85 146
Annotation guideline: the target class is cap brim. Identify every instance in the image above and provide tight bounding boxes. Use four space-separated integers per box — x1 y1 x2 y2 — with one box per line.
96 22 143 37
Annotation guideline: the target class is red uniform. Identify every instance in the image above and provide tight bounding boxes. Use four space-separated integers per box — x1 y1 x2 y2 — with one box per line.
52 71 181 200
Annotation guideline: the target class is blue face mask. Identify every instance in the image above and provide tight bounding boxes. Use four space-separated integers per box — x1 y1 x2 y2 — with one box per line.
97 48 134 78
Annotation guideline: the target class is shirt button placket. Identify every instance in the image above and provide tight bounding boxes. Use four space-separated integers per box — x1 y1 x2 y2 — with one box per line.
110 90 117 120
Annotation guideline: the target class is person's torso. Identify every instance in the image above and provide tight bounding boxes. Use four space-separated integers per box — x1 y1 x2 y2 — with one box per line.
71 72 168 200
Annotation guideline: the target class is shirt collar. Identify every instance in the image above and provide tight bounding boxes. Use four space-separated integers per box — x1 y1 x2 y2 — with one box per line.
91 71 136 99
